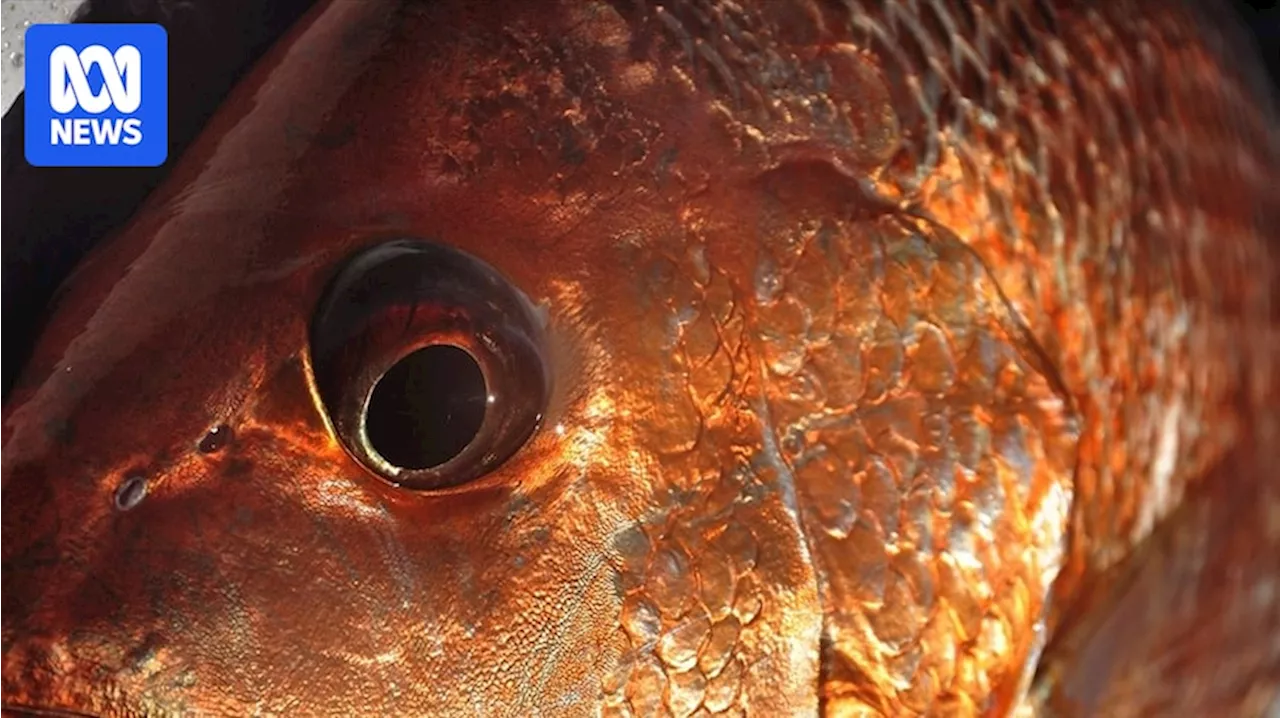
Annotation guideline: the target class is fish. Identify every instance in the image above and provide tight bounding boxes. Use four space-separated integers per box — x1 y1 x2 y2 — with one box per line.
2 0 1278 715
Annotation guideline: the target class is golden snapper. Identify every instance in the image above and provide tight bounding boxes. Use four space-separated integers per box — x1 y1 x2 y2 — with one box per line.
3 0 1278 715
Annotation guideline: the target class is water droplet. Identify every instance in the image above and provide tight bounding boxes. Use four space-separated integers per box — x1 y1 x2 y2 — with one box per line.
10 52 23 68
114 474 147 511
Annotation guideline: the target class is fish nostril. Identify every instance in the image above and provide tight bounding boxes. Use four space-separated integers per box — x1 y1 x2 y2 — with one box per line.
113 474 147 511
122 633 165 673
197 424 233 454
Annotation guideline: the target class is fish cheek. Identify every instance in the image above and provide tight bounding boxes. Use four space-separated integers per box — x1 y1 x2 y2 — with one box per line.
568 224 826 716
749 209 1081 714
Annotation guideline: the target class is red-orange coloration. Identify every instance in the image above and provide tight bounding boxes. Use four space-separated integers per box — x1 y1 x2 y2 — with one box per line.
2 1 1278 716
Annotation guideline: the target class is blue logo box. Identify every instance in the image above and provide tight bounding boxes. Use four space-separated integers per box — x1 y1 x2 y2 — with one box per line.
24 23 168 167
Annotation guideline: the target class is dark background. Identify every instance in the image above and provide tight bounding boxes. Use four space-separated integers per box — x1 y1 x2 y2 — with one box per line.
1240 3 1280 88
2 0 1278 399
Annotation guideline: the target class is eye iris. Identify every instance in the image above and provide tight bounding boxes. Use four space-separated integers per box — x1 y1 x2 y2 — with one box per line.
365 344 487 471
309 238 549 491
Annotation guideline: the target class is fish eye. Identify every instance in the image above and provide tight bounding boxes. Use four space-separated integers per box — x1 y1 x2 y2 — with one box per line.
309 239 549 490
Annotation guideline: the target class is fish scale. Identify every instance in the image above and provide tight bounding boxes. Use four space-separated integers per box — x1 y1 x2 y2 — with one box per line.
750 210 1077 714
2 0 1277 716
617 0 1272 711
632 0 1276 569
842 0 1278 600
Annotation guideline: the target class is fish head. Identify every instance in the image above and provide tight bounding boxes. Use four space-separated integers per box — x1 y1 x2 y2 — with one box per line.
3 0 1081 715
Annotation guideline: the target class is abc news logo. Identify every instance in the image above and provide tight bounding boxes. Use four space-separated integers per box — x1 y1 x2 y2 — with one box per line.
49 44 144 147
25 24 168 167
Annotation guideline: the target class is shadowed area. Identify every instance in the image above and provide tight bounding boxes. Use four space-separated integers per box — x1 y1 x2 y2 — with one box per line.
1 0 322 398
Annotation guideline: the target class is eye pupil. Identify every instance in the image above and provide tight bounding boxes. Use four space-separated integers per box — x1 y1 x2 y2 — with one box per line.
365 344 488 471
311 239 549 490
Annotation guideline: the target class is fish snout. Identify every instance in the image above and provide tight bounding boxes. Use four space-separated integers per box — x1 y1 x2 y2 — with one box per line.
3 632 114 717
0 400 324 717
0 458 188 716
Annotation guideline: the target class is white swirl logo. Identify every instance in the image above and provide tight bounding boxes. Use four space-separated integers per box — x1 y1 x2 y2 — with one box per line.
48 44 142 114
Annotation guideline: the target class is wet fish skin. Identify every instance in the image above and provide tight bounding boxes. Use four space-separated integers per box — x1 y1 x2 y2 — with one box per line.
0 0 322 397
2 0 1277 716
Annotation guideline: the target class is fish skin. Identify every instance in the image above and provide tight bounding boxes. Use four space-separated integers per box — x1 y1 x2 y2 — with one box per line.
1029 428 1280 717
0 0 322 398
1 1 1276 717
